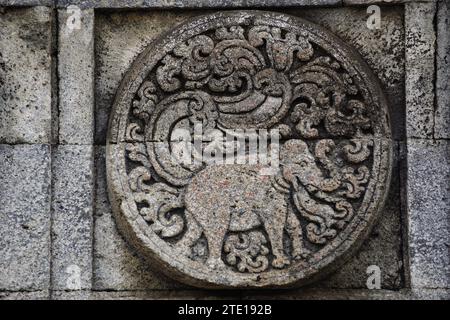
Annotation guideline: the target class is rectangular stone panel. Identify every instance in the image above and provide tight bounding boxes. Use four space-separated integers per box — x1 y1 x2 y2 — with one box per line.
0 144 51 291
93 146 183 290
435 0 450 139
51 145 94 290
405 2 436 139
0 6 54 144
96 6 405 144
58 9 95 144
407 139 450 289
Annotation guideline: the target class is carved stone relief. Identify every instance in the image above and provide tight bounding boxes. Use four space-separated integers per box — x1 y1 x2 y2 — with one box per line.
106 11 392 288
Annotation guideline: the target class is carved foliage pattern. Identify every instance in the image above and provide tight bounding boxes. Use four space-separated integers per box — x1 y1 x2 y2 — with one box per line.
111 14 389 280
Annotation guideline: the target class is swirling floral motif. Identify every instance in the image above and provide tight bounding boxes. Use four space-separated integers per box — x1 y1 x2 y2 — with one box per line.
132 81 159 120
224 231 270 273
114 15 388 278
290 57 371 138
343 139 373 163
129 166 184 238
248 25 313 71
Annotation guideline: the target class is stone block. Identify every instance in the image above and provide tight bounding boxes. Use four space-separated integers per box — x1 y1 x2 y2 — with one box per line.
405 2 436 139
58 9 95 144
0 144 51 291
51 145 94 290
435 0 450 139
0 6 54 144
407 139 450 289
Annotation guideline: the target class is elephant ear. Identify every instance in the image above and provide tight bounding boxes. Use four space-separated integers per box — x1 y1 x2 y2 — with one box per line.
291 178 340 245
283 139 355 245
146 90 219 187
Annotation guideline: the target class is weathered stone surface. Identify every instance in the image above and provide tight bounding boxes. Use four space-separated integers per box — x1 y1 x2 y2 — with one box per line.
106 11 393 288
435 0 450 139
58 9 95 144
243 288 449 300
95 7 405 143
0 290 50 300
318 142 404 289
0 0 53 6
405 2 436 139
93 147 182 290
95 10 200 144
343 0 432 4
407 139 450 289
292 6 405 140
51 290 92 300
51 145 94 290
0 6 54 144
57 0 341 9
0 144 51 291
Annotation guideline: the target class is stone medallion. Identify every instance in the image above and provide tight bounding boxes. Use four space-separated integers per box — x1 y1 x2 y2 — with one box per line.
106 11 393 288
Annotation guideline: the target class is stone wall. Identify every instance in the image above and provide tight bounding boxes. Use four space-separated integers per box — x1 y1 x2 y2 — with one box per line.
0 0 448 300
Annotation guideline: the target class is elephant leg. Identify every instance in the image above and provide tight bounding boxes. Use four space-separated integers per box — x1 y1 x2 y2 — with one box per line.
285 206 309 259
202 206 230 269
261 203 290 269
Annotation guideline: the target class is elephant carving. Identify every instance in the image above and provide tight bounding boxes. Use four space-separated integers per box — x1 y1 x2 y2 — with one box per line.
180 139 353 269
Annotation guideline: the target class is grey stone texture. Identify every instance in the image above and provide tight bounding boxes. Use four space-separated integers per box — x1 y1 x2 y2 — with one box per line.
436 0 450 139
0 1 54 6
93 147 182 290
0 6 54 144
94 10 199 144
56 0 341 9
95 6 405 144
51 145 94 290
405 2 436 139
97 141 403 291
318 142 404 289
0 1 448 299
0 291 50 300
105 10 395 289
46 288 450 300
407 139 450 290
292 6 405 140
0 144 51 291
343 0 434 4
58 9 95 145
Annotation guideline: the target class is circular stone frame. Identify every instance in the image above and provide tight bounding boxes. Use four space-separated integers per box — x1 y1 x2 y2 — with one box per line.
106 10 393 289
